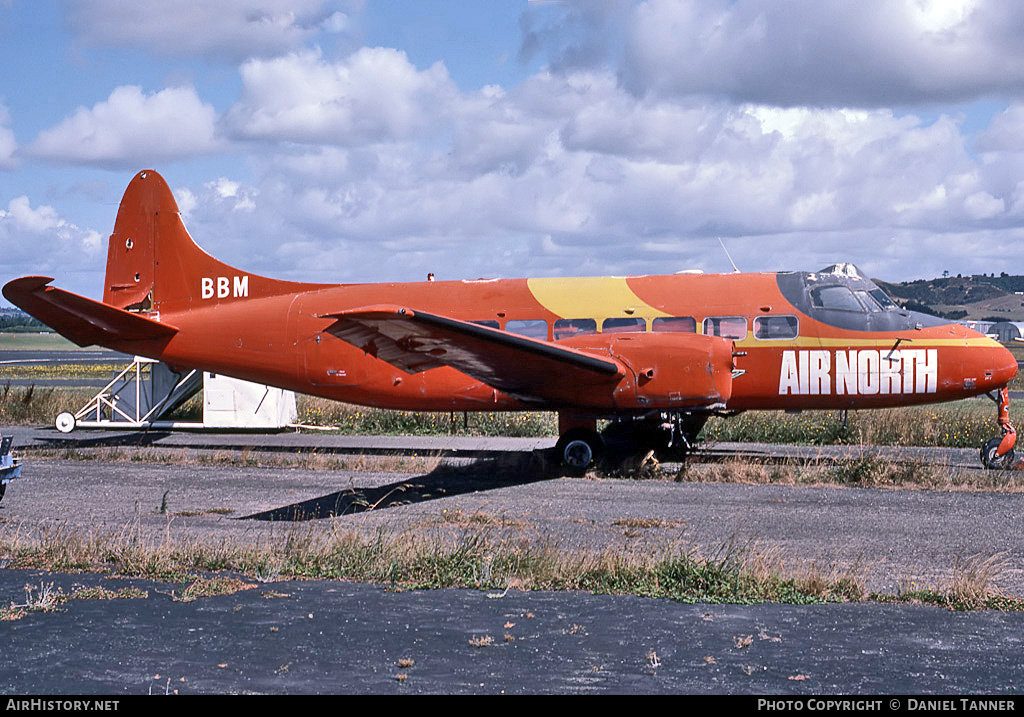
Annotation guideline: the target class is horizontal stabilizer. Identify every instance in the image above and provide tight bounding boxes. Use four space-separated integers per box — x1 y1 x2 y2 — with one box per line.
319 305 623 404
2 276 178 347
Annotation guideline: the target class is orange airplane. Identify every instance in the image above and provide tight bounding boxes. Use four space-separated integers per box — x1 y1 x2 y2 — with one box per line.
3 170 1019 471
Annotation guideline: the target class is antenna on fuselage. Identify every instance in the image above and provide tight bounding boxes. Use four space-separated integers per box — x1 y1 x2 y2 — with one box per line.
718 237 741 273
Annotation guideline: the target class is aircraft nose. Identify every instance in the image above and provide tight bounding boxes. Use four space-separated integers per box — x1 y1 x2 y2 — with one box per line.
986 341 1018 388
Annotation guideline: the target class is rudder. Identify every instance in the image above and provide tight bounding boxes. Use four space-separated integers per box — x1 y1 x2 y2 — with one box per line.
103 169 166 310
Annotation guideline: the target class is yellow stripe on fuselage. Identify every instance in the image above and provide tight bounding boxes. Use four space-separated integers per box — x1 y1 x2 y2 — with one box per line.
527 277 669 321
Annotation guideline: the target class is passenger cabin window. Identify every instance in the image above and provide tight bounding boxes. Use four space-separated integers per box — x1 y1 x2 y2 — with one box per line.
703 316 747 340
810 285 864 312
505 319 548 339
651 316 697 333
602 317 646 334
554 318 597 340
753 315 798 340
471 320 499 329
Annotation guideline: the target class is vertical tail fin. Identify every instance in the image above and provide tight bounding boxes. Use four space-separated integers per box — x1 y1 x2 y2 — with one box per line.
103 170 304 313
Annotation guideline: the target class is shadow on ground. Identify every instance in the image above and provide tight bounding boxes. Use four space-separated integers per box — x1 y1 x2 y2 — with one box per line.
242 450 560 521
33 431 175 448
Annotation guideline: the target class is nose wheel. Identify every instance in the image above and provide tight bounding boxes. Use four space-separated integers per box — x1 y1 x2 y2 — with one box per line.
982 387 1017 470
981 437 1016 470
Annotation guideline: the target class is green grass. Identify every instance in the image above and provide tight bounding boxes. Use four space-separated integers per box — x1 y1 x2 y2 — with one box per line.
298 397 556 437
0 332 80 351
0 524 858 605
1 523 1019 609
0 385 94 425
703 400 1020 449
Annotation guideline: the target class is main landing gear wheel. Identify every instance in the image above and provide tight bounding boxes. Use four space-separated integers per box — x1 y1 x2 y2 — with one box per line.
55 412 76 433
555 429 604 475
981 437 1016 471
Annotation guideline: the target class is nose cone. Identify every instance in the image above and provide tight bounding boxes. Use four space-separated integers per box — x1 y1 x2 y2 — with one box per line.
992 342 1019 385
951 322 1017 392
977 336 1018 390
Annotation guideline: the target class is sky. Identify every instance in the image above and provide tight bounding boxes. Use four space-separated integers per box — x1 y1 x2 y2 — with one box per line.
2 0 1024 304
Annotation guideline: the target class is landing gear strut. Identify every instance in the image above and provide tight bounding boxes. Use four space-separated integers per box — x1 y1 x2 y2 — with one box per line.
602 412 708 458
981 387 1017 470
554 411 708 475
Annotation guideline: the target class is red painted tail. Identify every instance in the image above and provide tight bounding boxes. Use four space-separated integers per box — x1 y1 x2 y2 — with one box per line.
103 170 306 314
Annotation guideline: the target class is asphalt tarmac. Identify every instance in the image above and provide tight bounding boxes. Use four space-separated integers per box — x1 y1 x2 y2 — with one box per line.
2 428 1023 694
2 569 1022 695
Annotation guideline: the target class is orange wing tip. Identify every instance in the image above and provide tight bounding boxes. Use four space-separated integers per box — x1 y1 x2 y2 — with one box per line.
2 275 55 297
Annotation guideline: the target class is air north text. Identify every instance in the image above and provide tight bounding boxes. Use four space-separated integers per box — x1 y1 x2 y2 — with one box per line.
778 349 937 396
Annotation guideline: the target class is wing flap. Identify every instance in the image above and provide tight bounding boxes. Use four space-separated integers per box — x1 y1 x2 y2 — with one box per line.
2 276 177 347
319 305 623 403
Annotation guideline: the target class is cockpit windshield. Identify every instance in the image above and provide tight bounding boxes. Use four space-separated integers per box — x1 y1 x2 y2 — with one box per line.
810 285 864 312
867 288 897 310
777 263 944 332
811 284 899 313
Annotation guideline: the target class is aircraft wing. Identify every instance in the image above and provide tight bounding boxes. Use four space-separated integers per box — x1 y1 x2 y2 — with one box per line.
319 305 624 403
2 276 178 347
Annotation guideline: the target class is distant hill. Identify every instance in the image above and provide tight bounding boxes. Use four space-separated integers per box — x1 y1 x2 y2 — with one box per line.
0 308 52 333
876 273 1024 321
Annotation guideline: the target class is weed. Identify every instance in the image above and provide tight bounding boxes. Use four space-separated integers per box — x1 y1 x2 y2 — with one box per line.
13 582 66 612
0 606 27 621
468 635 494 648
944 553 1011 609
70 585 148 600
612 517 683 529
178 577 257 603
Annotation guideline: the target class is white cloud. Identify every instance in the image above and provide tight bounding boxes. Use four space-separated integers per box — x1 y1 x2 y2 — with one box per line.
976 103 1024 152
964 191 1005 219
0 196 102 285
63 0 360 61
26 86 221 168
175 66 1023 284
522 0 1024 107
0 101 16 169
226 48 457 145
14 1 1024 291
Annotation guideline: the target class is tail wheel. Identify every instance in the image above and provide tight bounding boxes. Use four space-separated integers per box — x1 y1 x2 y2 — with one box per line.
556 429 604 475
981 437 1016 471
